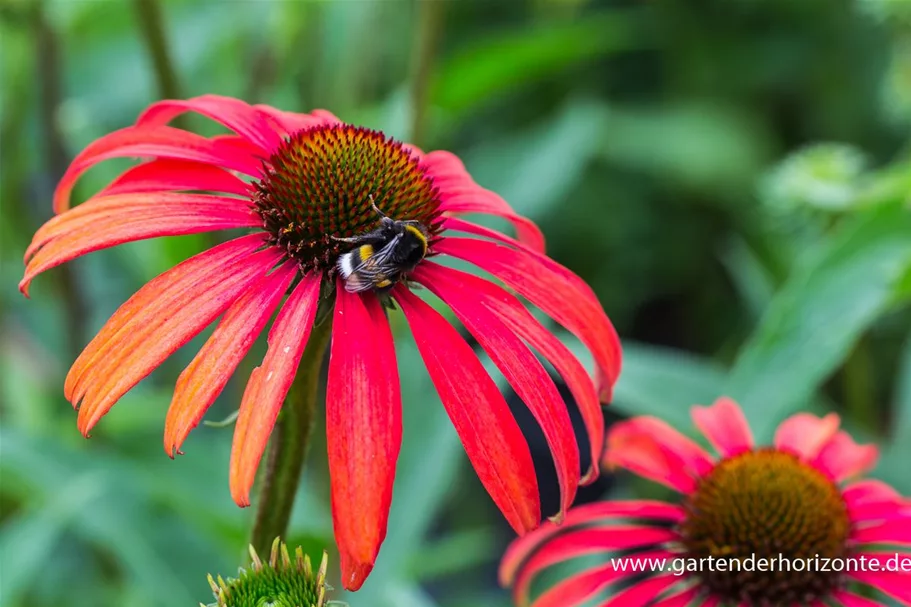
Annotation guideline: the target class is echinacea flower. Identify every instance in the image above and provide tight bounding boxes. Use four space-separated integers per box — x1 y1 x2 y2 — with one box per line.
501 398 911 607
21 95 621 589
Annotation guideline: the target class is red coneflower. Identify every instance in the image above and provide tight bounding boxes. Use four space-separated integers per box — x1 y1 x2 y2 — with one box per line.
501 398 911 607
21 95 621 590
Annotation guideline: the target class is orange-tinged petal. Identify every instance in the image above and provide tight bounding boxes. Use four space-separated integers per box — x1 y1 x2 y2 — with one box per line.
53 125 264 213
67 234 277 433
326 286 402 590
229 273 322 507
21 194 258 295
163 262 298 457
27 193 253 261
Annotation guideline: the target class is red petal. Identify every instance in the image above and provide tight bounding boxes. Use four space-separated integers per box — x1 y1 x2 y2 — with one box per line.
252 105 341 136
527 564 622 607
54 125 264 213
137 95 283 151
691 397 754 458
22 193 258 295
435 237 621 401
29 192 253 258
500 499 684 587
845 480 907 522
68 235 279 435
852 518 911 545
605 417 714 494
394 286 540 534
529 549 671 607
848 557 911 606
229 273 322 507
845 480 903 506
651 587 702 607
812 430 879 482
417 150 469 185
414 264 578 521
512 527 677 606
99 159 251 197
441 196 545 253
163 262 297 457
423 262 603 483
833 590 894 607
599 573 680 607
420 150 546 252
443 216 540 255
326 286 402 591
773 412 841 460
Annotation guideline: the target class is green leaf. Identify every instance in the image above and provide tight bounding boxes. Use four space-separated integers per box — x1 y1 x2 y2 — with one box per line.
879 333 911 493
463 99 609 219
596 102 771 191
406 527 499 581
727 203 911 438
895 334 911 441
611 342 728 429
431 11 649 114
760 143 868 212
0 473 106 605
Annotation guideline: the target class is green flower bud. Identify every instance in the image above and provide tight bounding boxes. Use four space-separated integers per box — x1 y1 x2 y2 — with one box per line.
202 538 331 607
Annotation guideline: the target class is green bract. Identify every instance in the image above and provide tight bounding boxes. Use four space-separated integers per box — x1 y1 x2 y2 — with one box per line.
202 539 329 607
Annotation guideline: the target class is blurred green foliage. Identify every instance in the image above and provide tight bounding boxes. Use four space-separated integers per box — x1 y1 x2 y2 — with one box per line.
1 1 909 606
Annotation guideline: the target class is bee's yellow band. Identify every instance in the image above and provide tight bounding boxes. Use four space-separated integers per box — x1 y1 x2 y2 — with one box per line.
405 225 428 251
359 244 374 262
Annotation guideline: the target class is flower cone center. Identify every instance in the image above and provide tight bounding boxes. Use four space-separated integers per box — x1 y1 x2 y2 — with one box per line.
679 449 850 605
253 125 442 272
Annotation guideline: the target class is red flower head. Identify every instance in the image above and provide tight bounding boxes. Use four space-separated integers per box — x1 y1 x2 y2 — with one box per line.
501 398 911 607
21 95 621 590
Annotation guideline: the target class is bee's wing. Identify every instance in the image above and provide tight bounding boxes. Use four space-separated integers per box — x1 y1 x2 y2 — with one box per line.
342 236 401 293
340 271 376 293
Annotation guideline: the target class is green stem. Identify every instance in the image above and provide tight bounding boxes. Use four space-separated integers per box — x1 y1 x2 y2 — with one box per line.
408 0 445 145
132 0 182 101
843 336 877 432
249 315 333 557
33 1 88 362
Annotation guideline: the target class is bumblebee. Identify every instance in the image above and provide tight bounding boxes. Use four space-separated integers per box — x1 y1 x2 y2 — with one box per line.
334 202 429 293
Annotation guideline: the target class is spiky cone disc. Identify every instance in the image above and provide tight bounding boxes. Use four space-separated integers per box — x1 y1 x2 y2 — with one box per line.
202 538 330 607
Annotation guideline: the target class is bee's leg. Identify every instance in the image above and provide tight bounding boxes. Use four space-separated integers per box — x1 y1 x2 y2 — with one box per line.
368 195 397 226
370 201 388 218
403 279 424 291
331 234 365 243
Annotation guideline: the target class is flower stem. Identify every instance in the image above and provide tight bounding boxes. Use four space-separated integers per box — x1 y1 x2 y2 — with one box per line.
408 0 445 145
843 336 877 432
132 0 182 101
32 2 89 361
249 315 333 557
